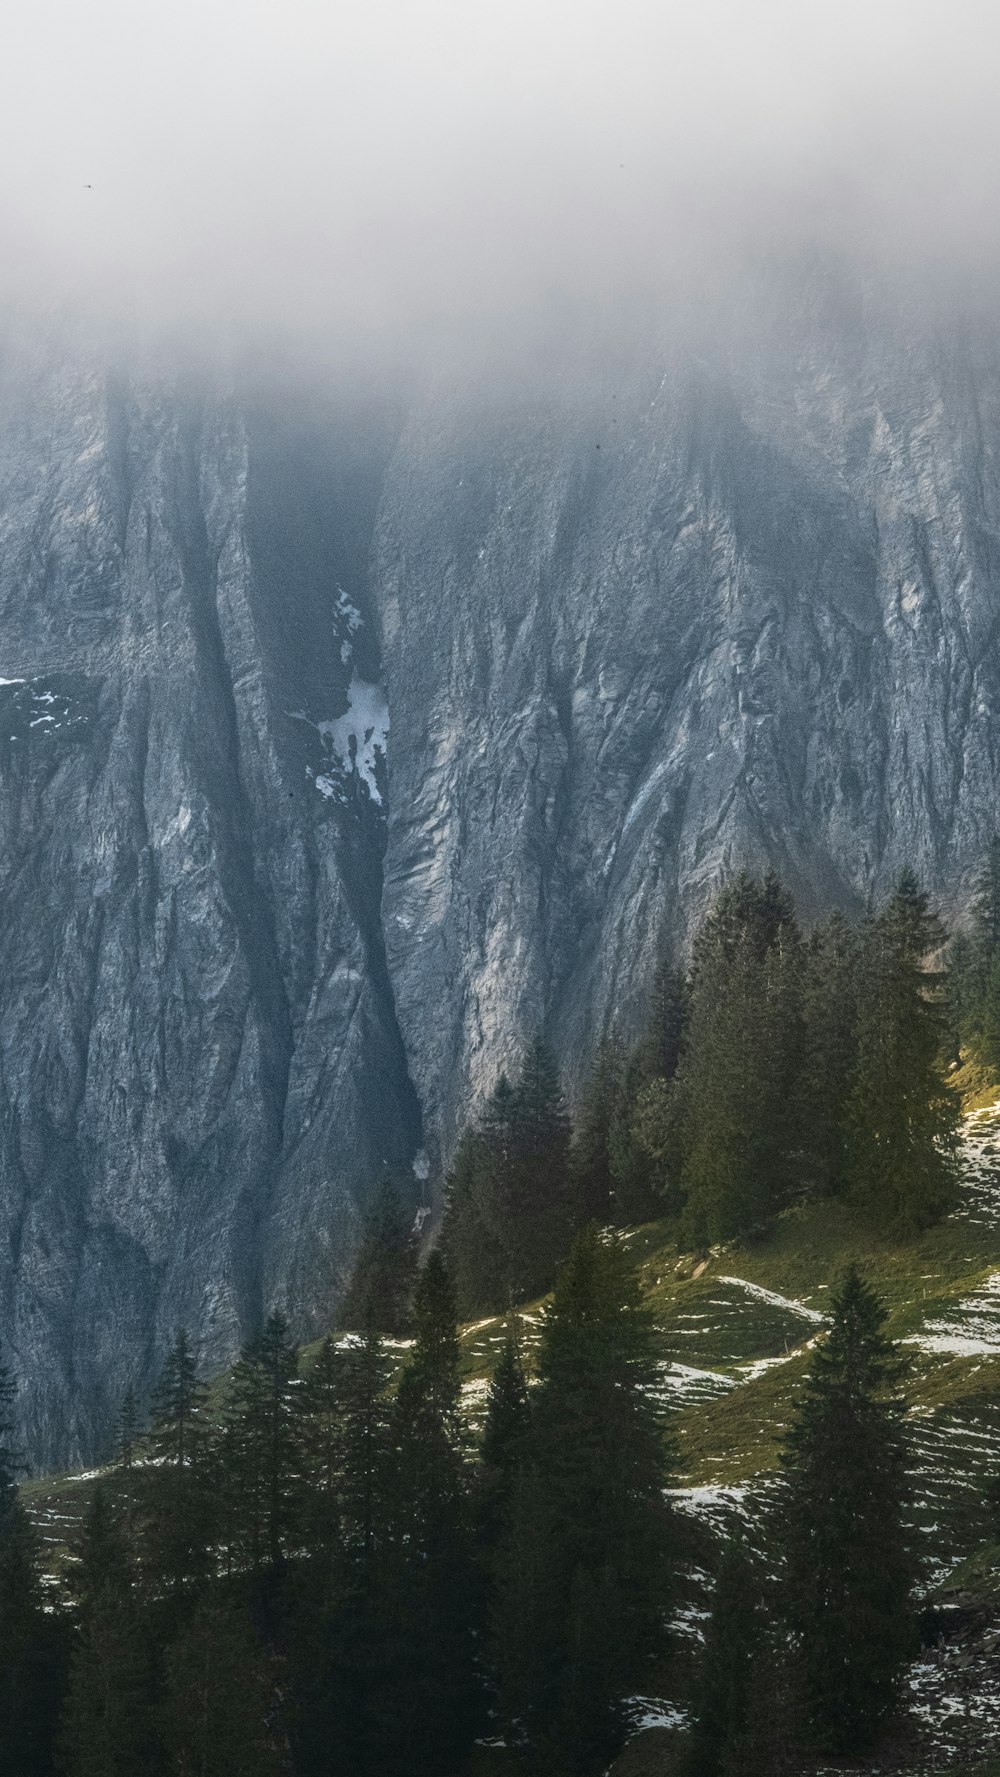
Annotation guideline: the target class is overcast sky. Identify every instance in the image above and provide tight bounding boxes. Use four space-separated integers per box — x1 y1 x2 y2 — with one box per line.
1 1 997 353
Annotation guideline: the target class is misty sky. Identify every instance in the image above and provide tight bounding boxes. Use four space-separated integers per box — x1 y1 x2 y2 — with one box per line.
2 1 998 348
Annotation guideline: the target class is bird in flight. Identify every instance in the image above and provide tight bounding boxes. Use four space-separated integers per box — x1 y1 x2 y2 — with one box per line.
82 183 93 189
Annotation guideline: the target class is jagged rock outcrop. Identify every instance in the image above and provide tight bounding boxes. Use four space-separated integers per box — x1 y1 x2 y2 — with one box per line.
3 269 1000 1465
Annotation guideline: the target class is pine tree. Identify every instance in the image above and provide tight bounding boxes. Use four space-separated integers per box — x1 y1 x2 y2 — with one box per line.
58 1488 158 1777
496 1226 676 1771
337 1329 393 1572
295 1334 342 1579
338 1181 417 1335
479 1326 531 1554
679 1536 769 1777
443 1076 519 1315
140 1330 217 1594
444 1041 572 1314
162 1600 287 1777
637 954 688 1084
381 1251 478 1774
223 1311 300 1578
113 1387 141 1539
845 870 959 1231
514 1038 573 1281
678 875 803 1243
780 1265 916 1755
571 1039 628 1224
799 911 860 1196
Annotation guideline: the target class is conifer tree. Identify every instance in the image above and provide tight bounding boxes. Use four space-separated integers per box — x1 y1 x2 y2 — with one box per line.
58 1487 158 1777
496 1226 676 1771
223 1311 300 1578
337 1329 393 1572
162 1601 286 1777
799 911 860 1196
637 954 688 1084
337 1181 417 1335
382 1251 478 1774
295 1334 342 1580
678 874 803 1242
140 1329 217 1594
444 1040 572 1313
680 1535 769 1777
780 1265 916 1755
443 1076 519 1314
512 1037 573 1288
571 1039 628 1223
479 1326 531 1554
845 870 959 1230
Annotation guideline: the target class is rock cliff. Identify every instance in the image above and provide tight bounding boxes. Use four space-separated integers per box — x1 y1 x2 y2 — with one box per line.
3 271 1000 1465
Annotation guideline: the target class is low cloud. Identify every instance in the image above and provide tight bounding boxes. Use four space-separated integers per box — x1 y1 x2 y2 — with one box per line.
1 0 997 362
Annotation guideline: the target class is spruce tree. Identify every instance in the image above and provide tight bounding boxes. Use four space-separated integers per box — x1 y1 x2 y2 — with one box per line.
799 911 860 1196
382 1251 478 1774
636 954 688 1084
162 1600 286 1777
496 1226 676 1771
338 1181 417 1335
58 1487 158 1777
479 1326 531 1555
845 870 959 1231
678 874 803 1243
223 1311 300 1578
444 1041 572 1314
443 1077 519 1315
780 1265 916 1754
337 1329 393 1571
571 1039 628 1224
295 1334 342 1580
680 1536 770 1777
140 1329 217 1594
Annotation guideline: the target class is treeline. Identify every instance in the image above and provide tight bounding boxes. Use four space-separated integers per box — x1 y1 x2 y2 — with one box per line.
0 1229 675 1777
446 866 962 1315
0 1253 941 1776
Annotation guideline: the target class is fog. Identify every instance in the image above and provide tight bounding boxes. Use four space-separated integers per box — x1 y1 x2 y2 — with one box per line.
1 0 998 364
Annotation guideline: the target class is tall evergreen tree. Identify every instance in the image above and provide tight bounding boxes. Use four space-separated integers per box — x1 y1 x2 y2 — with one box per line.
381 1252 478 1774
680 1535 772 1777
636 954 688 1085
162 1601 287 1777
337 1181 417 1335
572 1039 628 1224
443 1075 520 1315
799 911 860 1196
140 1330 217 1594
496 1226 676 1771
678 874 803 1243
479 1325 531 1555
780 1265 916 1755
223 1312 300 1578
845 870 959 1230
58 1487 159 1777
444 1040 572 1313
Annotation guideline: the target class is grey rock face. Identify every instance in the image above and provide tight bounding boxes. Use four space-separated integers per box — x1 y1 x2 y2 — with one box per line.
0 335 420 1468
4 273 1000 1466
377 286 1000 1159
